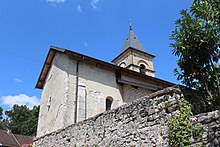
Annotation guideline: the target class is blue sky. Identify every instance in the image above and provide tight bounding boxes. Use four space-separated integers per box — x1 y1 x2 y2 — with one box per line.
0 0 192 111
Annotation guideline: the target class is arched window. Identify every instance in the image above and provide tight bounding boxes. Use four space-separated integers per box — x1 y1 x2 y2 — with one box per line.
139 64 146 74
119 62 126 68
106 97 113 111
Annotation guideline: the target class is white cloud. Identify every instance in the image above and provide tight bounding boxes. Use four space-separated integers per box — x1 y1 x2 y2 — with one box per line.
1 94 40 109
77 4 82 13
91 0 100 10
47 0 66 4
14 78 23 83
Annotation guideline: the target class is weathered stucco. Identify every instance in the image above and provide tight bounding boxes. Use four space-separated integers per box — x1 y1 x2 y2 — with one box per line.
78 60 124 118
37 53 77 137
37 51 160 137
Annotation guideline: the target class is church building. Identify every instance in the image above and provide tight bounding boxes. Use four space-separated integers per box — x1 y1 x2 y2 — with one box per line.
35 25 174 137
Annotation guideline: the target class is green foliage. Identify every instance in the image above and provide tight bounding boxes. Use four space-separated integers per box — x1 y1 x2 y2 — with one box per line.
164 101 172 109
5 105 40 136
0 107 3 120
169 98 192 147
0 118 9 130
0 107 9 130
169 97 205 146
192 126 203 138
170 0 220 111
164 101 172 113
0 107 5 129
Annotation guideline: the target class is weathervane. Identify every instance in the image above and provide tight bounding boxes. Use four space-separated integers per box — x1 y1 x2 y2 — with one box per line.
129 19 132 30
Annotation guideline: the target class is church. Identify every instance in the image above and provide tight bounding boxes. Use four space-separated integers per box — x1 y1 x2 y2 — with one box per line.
35 25 174 137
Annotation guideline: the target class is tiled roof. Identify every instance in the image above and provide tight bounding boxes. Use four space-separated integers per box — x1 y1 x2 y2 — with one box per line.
120 28 146 53
0 129 33 147
36 46 174 89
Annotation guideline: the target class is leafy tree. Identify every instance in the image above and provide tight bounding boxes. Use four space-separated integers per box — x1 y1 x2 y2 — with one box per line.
0 107 3 120
24 105 40 136
170 0 220 111
0 119 9 130
0 107 9 130
0 107 4 129
5 105 40 136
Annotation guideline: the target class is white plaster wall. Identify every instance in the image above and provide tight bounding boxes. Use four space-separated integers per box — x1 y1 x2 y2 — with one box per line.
37 53 125 137
37 53 77 137
37 52 157 137
78 61 124 119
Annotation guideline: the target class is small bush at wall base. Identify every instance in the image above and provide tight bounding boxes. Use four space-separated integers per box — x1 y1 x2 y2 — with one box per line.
192 126 203 139
169 98 192 147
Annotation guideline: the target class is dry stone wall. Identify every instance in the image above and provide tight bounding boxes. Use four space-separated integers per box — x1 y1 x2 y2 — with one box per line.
190 110 220 146
34 87 220 146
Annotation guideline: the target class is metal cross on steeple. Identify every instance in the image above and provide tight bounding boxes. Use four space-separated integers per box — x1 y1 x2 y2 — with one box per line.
120 19 147 53
129 19 132 30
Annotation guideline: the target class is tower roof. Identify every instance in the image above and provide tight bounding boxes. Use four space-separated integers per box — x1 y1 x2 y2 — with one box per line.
120 27 146 53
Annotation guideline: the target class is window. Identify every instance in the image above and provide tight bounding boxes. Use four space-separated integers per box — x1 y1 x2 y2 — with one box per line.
106 97 113 111
119 62 126 68
47 95 51 111
139 64 146 74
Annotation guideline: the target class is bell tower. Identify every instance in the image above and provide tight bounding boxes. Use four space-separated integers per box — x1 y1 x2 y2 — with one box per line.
112 22 155 77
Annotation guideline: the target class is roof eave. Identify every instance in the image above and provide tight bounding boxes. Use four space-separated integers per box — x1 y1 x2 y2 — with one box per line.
111 47 155 63
36 46 173 89
35 46 65 89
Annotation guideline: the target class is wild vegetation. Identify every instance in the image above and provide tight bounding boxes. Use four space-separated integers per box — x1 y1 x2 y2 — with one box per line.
0 105 39 136
170 0 220 112
169 0 219 146
169 98 192 147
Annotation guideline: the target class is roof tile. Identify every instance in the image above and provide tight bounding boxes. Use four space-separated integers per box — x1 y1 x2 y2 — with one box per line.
0 129 33 147
120 28 146 53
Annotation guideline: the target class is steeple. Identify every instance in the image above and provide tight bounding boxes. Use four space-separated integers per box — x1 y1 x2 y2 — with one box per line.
112 21 155 77
120 22 146 53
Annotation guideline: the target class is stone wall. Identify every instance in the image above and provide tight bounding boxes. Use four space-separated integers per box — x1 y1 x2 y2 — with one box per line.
34 87 220 146
34 87 180 146
190 110 220 146
122 84 153 103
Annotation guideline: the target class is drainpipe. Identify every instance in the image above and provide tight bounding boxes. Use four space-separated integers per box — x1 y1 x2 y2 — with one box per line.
74 60 80 123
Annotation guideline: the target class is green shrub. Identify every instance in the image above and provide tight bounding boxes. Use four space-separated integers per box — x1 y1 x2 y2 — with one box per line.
169 98 192 147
